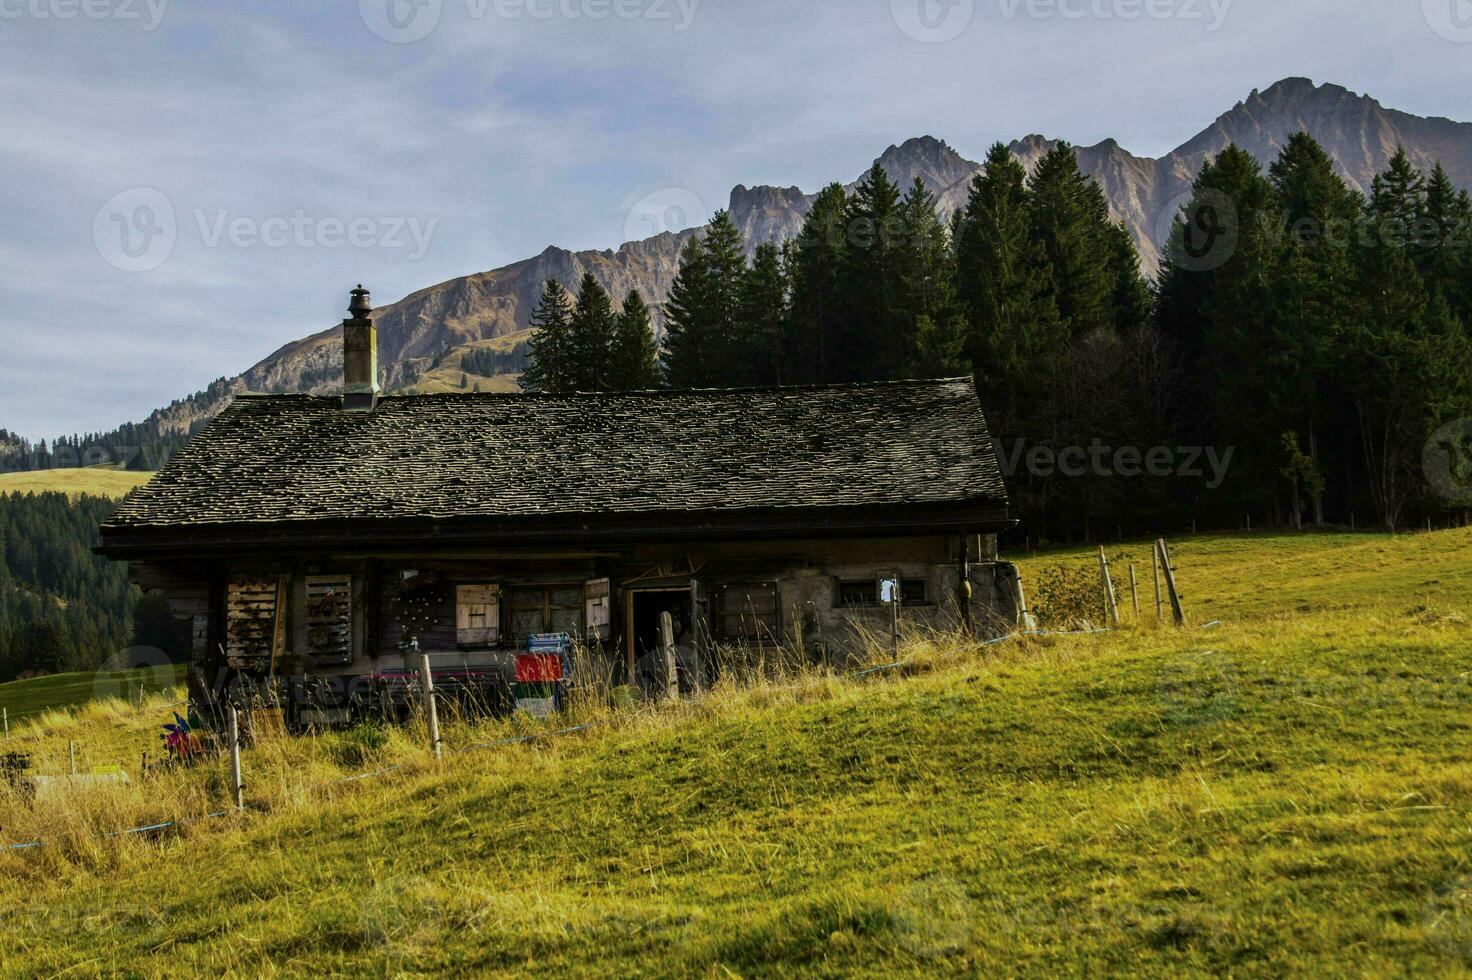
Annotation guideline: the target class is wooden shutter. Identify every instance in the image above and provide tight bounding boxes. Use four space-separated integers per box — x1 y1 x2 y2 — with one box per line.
305 575 353 664
584 578 611 642
716 582 780 644
456 584 501 647
226 578 280 669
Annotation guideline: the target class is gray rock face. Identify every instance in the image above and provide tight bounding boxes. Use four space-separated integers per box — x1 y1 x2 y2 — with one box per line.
140 78 1472 437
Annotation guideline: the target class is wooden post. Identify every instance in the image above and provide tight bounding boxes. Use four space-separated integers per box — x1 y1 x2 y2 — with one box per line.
419 653 441 760
658 612 679 701
1152 546 1163 621
1128 564 1140 620
68 740 76 776
888 582 900 661
227 704 244 809
1157 538 1186 627
1098 547 1120 626
2 707 7 738
958 534 973 636
141 750 148 780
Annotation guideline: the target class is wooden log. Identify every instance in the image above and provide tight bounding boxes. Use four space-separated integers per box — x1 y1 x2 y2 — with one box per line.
1157 538 1186 627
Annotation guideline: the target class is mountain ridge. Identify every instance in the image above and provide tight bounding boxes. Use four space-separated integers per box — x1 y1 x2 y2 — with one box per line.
115 77 1472 441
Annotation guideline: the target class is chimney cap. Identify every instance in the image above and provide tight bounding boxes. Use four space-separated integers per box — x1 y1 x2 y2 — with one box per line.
348 284 372 319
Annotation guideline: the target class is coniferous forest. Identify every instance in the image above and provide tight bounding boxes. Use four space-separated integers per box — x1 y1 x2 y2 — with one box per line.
525 135 1472 542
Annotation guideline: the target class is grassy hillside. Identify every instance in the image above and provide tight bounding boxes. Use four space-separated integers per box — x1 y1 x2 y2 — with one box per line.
0 666 183 727
0 466 152 499
2 530 1471 975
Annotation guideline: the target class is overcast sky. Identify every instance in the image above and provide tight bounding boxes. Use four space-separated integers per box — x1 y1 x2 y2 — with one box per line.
1 0 1468 440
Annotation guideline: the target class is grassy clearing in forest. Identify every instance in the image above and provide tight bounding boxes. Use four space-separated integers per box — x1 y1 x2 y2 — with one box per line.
2 530 1471 976
0 467 152 499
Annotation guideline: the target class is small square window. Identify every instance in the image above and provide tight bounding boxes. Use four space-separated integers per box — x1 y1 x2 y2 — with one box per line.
839 581 878 607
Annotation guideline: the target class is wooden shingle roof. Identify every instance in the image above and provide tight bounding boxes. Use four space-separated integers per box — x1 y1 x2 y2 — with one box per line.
100 378 1007 550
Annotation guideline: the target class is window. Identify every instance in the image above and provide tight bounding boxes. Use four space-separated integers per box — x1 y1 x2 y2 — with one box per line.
508 584 584 645
456 584 501 647
226 577 285 668
838 577 929 608
716 582 780 643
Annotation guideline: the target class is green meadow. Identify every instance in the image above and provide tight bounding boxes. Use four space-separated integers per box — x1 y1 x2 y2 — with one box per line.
1 530 1470 976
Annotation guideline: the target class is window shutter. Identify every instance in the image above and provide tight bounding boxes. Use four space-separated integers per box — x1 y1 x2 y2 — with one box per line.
584 578 611 641
456 584 501 647
226 578 279 669
305 575 353 664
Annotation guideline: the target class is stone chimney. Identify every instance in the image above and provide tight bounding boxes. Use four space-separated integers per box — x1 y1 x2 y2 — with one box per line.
342 284 379 411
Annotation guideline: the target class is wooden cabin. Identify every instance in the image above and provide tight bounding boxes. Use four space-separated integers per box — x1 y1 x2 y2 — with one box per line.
97 287 1021 728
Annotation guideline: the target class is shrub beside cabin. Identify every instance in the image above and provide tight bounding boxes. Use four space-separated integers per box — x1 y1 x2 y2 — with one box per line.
97 287 1023 729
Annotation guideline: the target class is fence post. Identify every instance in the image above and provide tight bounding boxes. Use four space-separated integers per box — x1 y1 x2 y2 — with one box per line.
1152 546 1163 621
68 740 77 777
1128 564 1140 621
659 612 679 702
227 704 244 809
1098 547 1120 626
2 707 7 739
419 653 442 760
1157 538 1186 627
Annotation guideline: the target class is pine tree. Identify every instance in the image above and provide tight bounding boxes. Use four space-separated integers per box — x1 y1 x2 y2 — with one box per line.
787 183 848 383
608 289 661 390
521 279 575 393
893 178 957 376
569 272 617 390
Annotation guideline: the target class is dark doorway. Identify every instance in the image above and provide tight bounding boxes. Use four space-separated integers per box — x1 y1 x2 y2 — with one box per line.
628 588 697 694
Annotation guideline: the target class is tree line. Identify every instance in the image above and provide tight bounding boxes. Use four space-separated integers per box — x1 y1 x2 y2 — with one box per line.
0 492 186 682
522 135 1472 540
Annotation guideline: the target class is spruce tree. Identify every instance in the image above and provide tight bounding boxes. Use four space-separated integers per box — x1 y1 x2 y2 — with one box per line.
837 164 905 380
893 178 958 376
520 279 575 393
569 272 617 390
787 183 848 383
734 242 789 386
1027 142 1115 338
608 289 661 390
662 236 712 388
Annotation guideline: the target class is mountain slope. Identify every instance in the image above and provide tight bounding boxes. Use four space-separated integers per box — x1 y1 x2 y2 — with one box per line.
129 77 1472 437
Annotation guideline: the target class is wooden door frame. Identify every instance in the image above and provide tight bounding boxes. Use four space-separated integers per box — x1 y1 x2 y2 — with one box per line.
624 585 691 685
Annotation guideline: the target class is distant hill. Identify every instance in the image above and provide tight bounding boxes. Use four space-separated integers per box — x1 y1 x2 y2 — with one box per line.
86 77 1472 447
